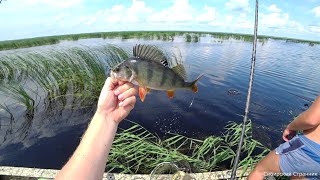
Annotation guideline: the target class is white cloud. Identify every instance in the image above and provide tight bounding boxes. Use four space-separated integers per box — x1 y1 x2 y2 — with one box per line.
258 5 311 36
260 12 289 27
225 0 250 12
148 0 194 23
226 15 233 22
208 21 225 27
310 26 320 33
288 21 305 33
127 0 153 23
267 4 282 13
235 19 253 29
196 5 217 22
208 13 252 30
111 5 125 12
54 13 70 21
0 0 319 41
311 6 320 17
259 9 307 36
85 16 97 25
98 0 153 24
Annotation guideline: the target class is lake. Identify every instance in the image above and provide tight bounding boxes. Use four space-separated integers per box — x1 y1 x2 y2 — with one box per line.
0 36 319 169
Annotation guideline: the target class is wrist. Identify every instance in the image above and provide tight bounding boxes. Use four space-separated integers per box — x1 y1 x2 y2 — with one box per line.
92 111 119 127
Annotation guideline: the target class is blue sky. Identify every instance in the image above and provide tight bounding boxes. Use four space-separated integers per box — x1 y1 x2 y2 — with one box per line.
0 0 319 41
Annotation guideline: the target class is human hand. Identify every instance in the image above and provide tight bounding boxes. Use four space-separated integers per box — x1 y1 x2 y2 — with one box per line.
96 77 137 123
282 127 296 142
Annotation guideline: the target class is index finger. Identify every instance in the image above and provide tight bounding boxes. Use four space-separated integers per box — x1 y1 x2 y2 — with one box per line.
105 77 119 91
114 82 135 95
118 80 126 86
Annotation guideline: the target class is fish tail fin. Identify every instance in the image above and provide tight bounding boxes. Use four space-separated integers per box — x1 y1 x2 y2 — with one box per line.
190 74 204 93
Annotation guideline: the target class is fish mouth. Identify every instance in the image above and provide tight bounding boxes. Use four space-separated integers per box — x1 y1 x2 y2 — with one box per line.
110 71 126 81
110 71 116 79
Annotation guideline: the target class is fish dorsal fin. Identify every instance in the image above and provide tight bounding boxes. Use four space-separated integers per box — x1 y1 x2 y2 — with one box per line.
172 64 187 80
133 44 169 66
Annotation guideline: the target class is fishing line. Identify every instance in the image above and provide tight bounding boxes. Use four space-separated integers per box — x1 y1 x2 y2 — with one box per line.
188 94 195 108
230 0 259 179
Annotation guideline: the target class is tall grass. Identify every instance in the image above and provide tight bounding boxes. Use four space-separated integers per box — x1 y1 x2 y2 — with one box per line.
184 33 200 42
0 82 35 111
107 120 269 175
0 37 59 51
0 45 128 137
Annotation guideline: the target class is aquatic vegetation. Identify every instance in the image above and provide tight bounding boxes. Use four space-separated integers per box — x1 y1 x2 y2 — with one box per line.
0 45 128 137
0 82 35 111
192 34 200 42
107 120 269 175
0 42 304 177
185 34 192 42
0 37 59 51
1 31 318 51
184 33 200 42
0 82 35 139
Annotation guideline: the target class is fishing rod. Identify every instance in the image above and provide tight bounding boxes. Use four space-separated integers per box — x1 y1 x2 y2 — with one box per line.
230 0 259 179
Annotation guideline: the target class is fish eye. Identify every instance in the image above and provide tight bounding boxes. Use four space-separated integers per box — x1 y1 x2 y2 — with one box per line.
113 67 120 72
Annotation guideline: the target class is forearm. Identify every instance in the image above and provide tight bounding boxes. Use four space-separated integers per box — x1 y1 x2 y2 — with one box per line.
56 112 118 180
287 118 314 131
287 110 320 131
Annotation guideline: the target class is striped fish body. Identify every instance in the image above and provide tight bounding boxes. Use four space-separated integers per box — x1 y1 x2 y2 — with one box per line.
110 44 203 102
126 57 187 91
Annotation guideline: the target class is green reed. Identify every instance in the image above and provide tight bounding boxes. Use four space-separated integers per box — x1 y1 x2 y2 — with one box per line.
0 37 59 51
0 82 35 111
107 119 269 175
0 45 127 134
185 34 192 42
192 34 200 42
1 31 319 51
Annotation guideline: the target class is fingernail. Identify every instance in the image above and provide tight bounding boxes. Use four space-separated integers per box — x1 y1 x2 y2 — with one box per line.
114 89 120 95
118 94 123 100
119 102 123 107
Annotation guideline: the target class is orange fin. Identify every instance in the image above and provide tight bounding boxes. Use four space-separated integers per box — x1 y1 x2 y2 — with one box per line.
167 90 175 99
191 74 204 93
192 85 198 93
139 87 148 102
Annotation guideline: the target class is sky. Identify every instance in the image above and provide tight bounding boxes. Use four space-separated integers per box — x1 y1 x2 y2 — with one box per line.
0 0 319 41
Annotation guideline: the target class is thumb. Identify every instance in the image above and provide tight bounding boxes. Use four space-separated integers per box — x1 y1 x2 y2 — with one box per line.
283 136 289 142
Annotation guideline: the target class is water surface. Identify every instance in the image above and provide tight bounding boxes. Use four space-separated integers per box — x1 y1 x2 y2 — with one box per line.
0 37 319 169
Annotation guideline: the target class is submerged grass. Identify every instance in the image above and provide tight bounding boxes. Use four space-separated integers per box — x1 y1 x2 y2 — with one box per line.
0 45 126 100
0 82 35 111
0 45 127 138
107 120 269 175
1 31 319 51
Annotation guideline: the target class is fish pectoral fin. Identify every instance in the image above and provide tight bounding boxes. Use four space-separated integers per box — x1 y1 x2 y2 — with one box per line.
146 88 151 93
167 90 175 99
190 74 204 93
139 86 148 102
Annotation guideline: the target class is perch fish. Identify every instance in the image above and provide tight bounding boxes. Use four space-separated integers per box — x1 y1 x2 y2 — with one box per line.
110 44 203 102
